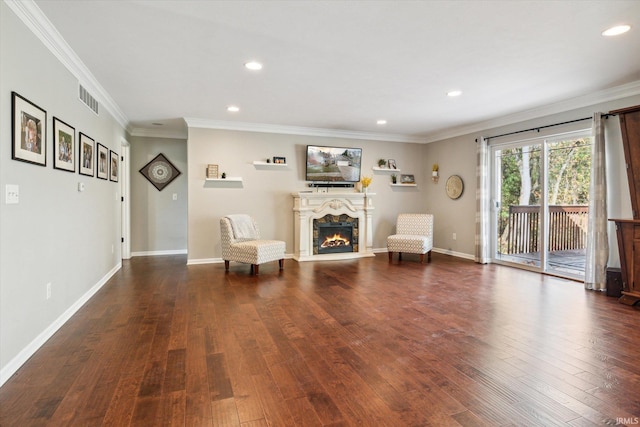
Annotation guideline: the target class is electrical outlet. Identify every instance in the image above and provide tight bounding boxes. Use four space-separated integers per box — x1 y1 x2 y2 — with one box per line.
46 283 51 300
452 233 457 241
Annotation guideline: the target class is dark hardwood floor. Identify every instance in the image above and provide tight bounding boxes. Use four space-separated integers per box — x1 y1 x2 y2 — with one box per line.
1 253 639 426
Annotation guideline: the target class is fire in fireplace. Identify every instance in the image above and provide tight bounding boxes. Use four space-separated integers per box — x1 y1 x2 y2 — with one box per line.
320 232 350 249
313 214 358 255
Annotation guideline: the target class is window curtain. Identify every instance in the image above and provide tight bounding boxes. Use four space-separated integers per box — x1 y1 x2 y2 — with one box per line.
475 137 490 264
584 113 608 290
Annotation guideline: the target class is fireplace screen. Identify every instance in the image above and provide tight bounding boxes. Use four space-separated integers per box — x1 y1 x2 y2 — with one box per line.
313 214 358 254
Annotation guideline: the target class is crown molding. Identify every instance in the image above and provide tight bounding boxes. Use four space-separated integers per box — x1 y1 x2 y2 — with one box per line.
5 0 129 129
128 127 188 140
183 118 426 143
422 80 640 143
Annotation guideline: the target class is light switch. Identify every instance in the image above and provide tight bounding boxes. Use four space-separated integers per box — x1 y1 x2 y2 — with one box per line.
6 185 19 204
172 193 178 201
78 182 85 192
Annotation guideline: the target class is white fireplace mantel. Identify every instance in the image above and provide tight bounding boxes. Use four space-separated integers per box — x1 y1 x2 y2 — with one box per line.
292 191 375 261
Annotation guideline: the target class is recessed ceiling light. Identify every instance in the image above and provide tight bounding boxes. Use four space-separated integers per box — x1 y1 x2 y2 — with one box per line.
244 61 263 71
377 119 387 125
447 90 462 97
227 105 240 112
602 25 631 36
151 122 163 126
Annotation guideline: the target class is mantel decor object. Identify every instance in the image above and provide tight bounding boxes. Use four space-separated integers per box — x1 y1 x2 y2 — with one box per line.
139 153 181 191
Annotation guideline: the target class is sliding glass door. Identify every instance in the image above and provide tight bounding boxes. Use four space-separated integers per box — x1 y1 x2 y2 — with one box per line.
494 142 543 269
491 131 592 279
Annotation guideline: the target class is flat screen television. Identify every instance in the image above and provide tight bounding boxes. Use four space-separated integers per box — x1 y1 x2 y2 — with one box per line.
305 145 362 183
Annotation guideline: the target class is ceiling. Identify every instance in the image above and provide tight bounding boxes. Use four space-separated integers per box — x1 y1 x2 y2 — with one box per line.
33 0 640 141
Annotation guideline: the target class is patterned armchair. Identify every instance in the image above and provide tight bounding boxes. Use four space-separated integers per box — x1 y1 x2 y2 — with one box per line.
220 215 285 275
387 213 434 263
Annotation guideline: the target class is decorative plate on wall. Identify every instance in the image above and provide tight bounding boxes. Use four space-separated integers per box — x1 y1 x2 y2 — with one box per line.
445 175 464 199
139 153 181 191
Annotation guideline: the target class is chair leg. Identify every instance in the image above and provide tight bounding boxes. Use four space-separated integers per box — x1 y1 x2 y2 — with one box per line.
279 259 284 270
419 254 424 264
224 260 230 271
388 251 393 262
428 250 432 263
253 264 259 275
398 252 402 261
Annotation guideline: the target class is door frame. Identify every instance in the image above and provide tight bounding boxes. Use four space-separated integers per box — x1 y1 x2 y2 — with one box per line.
120 138 131 259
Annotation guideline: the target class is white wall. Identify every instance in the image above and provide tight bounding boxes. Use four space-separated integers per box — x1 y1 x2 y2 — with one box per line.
0 2 125 383
186 128 427 262
130 135 188 254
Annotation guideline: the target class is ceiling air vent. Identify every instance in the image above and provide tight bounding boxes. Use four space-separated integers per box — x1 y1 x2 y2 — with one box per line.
78 84 99 115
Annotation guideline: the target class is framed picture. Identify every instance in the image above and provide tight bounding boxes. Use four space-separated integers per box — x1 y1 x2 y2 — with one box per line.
206 164 218 178
12 92 47 166
388 159 397 169
139 153 182 191
273 156 286 164
79 133 95 176
53 117 75 172
96 143 109 180
110 150 119 182
400 174 415 184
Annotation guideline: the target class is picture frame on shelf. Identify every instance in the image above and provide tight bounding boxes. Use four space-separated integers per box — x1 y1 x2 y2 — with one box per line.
206 164 219 178
79 132 95 177
53 117 75 172
388 159 397 169
273 156 286 164
96 143 109 180
12 92 47 166
110 150 119 182
400 174 415 184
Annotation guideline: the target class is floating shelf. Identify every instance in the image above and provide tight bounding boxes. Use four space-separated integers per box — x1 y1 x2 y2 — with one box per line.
205 177 243 182
372 167 401 173
253 161 289 170
204 177 244 188
390 183 417 187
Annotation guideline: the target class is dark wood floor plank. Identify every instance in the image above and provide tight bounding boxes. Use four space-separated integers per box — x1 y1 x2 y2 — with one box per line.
2 253 640 426
210 396 240 427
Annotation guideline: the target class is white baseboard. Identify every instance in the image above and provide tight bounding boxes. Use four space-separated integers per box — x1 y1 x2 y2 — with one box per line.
187 257 221 265
432 247 475 260
131 249 187 257
187 254 295 265
374 247 475 261
0 262 122 387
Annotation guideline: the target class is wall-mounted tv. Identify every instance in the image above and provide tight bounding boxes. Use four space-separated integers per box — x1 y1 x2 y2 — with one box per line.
305 145 362 183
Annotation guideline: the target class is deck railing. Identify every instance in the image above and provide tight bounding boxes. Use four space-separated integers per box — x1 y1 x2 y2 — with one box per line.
504 205 588 254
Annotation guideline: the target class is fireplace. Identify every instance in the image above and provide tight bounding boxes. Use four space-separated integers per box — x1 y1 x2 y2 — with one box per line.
292 191 374 261
314 214 358 255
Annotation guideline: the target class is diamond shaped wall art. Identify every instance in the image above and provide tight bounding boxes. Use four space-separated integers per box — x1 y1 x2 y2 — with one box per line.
139 153 181 191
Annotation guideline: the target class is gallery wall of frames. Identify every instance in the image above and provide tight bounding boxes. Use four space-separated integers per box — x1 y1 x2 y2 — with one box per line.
11 91 119 182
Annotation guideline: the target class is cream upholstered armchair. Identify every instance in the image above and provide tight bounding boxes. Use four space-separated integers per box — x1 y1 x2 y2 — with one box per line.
387 213 434 263
220 214 285 275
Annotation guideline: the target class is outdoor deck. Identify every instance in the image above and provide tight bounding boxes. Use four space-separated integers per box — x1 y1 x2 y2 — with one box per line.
498 249 586 276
